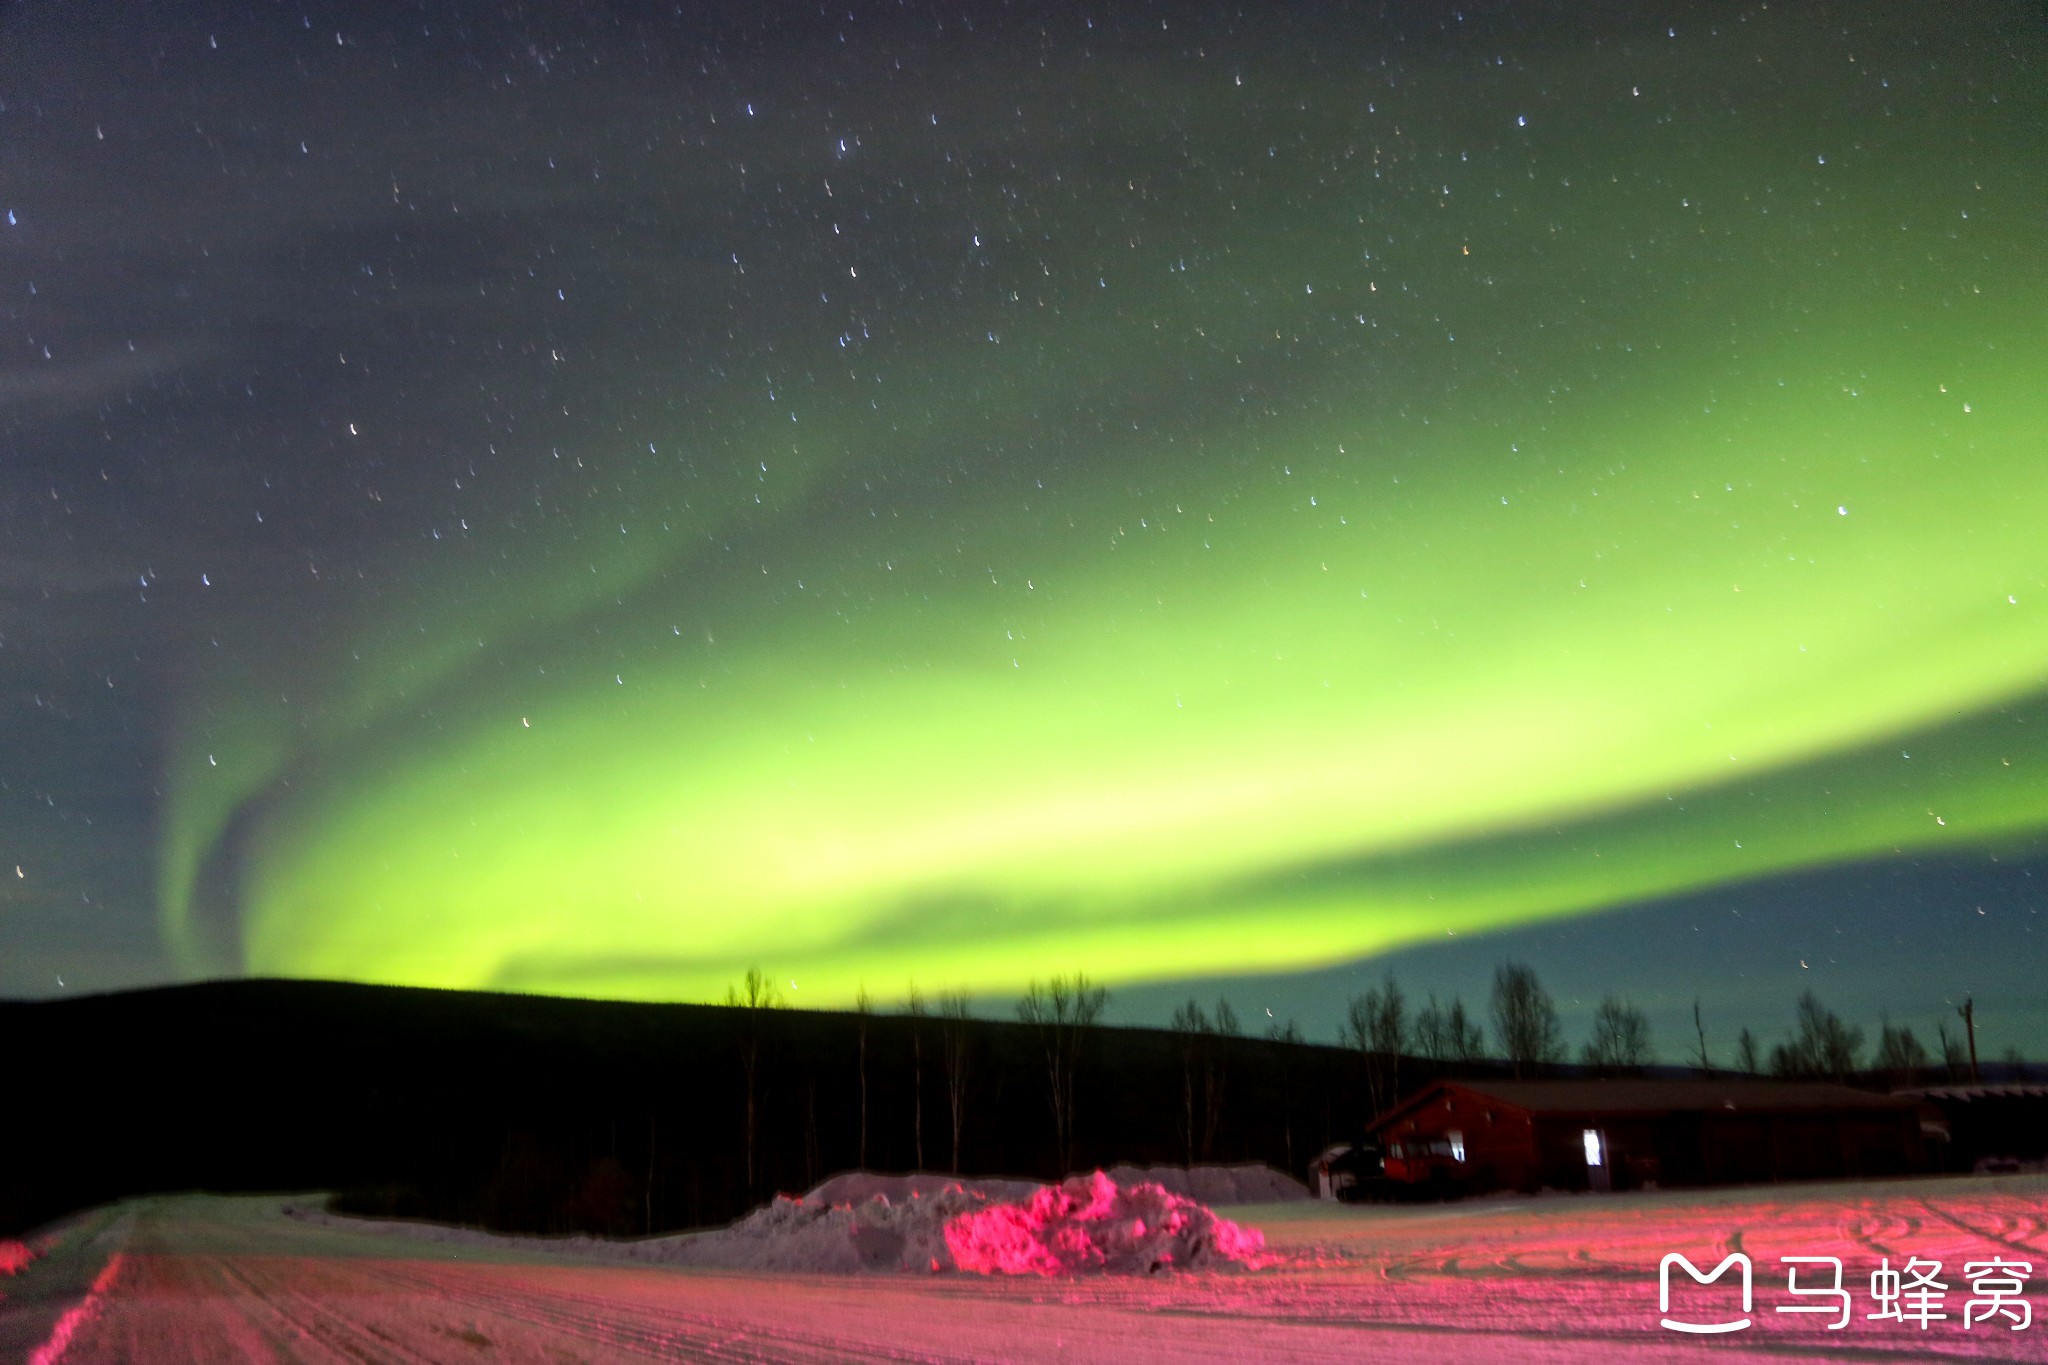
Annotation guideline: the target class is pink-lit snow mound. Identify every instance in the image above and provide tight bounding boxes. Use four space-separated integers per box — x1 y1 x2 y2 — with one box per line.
945 1171 1266 1276
690 1170 1267 1275
0 1239 33 1276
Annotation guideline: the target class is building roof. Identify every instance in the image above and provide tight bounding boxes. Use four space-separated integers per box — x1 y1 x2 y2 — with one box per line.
1369 1077 1916 1132
1896 1084 2048 1102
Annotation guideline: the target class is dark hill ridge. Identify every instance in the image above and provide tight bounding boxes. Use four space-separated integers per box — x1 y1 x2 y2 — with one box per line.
2 978 1377 1237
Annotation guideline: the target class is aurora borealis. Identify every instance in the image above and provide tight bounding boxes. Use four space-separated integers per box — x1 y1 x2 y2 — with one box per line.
2 1 2044 1045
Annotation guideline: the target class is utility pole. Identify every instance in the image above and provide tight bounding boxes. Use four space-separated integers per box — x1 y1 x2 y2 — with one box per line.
1959 997 1981 1083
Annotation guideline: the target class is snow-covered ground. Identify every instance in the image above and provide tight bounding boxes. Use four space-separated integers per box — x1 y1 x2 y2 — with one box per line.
3 1173 2043 1361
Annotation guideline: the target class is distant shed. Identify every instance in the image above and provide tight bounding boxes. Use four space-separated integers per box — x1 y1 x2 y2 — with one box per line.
1368 1078 1926 1194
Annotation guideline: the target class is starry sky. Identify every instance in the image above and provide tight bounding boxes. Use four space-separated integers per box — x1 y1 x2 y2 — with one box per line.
2 0 2043 1059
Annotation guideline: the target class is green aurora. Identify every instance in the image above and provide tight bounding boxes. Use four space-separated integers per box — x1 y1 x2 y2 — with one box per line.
154 3 2047 1005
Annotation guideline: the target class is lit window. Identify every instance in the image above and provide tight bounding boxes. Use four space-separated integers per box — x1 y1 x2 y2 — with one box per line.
1582 1128 1603 1166
1448 1130 1466 1162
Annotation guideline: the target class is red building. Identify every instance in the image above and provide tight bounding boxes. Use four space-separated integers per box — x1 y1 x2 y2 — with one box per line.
1369 1078 1927 1195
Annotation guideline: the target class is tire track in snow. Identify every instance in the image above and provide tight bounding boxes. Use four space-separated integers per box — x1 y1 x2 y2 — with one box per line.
63 1206 406 1363
1913 1199 2048 1262
1846 1207 1917 1258
309 1256 947 1362
210 1254 451 1364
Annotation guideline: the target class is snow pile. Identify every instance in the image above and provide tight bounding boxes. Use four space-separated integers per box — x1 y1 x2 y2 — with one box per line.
804 1170 1043 1208
1100 1163 1310 1205
0 1239 33 1275
646 1170 1267 1275
679 1184 986 1273
292 1194 983 1273
299 1168 1277 1276
945 1171 1265 1275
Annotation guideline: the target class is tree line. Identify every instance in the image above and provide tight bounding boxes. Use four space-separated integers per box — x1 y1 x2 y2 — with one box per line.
728 967 1110 1199
1338 961 2028 1091
716 960 2031 1207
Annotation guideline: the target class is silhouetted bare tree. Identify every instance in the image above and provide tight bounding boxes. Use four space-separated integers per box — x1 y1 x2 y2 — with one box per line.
1343 972 1407 1112
1413 995 1447 1065
1874 1016 1929 1084
902 984 927 1170
1446 999 1484 1064
1490 963 1561 1079
1265 1014 1304 1175
725 966 784 1194
853 986 873 1169
803 1075 820 1189
1169 999 1208 1166
1736 1027 1763 1075
1769 991 1863 1081
1016 973 1108 1174
937 990 974 1173
1169 998 1243 1160
1203 999 1240 1159
1581 995 1653 1073
1937 1019 1969 1080
1414 993 1485 1070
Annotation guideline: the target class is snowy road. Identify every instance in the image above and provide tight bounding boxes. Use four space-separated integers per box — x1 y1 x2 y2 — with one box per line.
5 1177 2044 1362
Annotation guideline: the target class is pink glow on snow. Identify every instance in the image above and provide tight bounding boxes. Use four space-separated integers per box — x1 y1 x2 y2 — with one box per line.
0 1240 34 1276
27 1252 124 1365
944 1171 1266 1275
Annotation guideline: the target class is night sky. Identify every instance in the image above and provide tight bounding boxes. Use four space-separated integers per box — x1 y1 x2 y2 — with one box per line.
3 0 2043 1059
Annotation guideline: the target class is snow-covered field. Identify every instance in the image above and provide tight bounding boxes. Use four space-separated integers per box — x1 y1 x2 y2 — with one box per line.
3 1173 2043 1362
